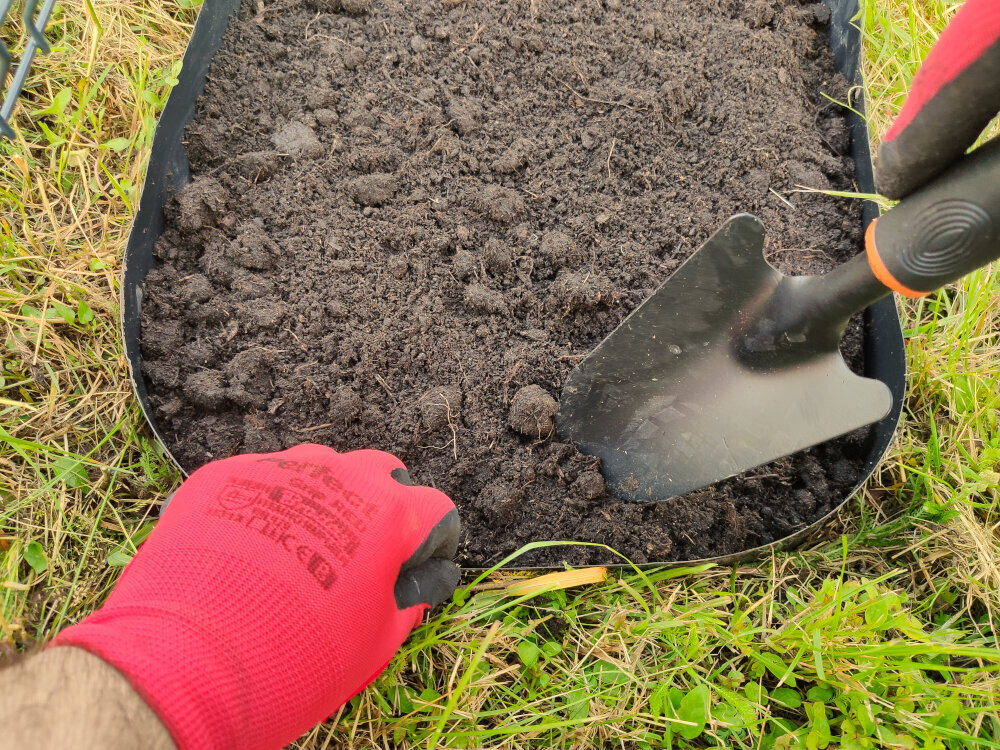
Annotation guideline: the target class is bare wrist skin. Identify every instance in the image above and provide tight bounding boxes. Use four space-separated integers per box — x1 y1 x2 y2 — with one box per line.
0 646 175 750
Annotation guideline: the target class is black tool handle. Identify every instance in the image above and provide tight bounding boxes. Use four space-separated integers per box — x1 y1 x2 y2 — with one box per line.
870 136 1000 296
741 137 1000 366
744 3 1000 366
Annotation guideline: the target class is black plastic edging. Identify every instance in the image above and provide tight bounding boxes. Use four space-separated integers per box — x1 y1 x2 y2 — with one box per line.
121 0 243 473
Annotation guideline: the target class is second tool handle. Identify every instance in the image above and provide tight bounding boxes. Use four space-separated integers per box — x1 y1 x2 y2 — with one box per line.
870 137 1000 297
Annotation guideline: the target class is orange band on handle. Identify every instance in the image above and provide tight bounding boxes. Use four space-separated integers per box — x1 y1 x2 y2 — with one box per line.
864 220 930 298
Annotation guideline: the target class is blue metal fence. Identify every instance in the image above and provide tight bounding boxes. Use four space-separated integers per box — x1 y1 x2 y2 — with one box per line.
1 0 56 139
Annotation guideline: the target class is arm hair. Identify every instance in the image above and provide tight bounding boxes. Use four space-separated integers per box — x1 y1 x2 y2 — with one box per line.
0 646 175 750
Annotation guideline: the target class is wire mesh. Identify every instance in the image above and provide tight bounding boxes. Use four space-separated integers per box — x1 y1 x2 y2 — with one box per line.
1 0 56 139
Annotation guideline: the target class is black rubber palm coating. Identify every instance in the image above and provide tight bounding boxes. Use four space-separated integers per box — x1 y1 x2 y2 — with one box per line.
390 468 462 609
873 138 1000 294
395 508 461 610
876 28 1000 199
390 467 414 486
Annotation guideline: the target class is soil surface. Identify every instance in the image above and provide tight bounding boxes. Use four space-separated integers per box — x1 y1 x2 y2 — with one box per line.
141 0 873 567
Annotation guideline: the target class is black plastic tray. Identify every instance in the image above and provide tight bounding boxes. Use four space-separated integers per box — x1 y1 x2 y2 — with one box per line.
122 0 906 568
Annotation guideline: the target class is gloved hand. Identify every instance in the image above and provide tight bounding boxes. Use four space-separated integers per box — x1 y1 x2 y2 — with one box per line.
51 444 460 750
876 0 1000 199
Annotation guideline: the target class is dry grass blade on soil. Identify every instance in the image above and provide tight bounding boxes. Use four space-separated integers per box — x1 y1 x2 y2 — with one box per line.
0 0 999 749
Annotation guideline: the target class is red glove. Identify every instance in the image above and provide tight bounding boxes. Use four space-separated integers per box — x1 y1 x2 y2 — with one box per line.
877 0 1000 199
51 445 460 750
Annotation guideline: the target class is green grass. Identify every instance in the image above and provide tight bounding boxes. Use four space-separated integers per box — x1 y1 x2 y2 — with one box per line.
3 1 1000 748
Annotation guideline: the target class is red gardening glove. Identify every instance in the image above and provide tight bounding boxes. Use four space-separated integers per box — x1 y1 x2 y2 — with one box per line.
877 0 1000 199
51 444 460 750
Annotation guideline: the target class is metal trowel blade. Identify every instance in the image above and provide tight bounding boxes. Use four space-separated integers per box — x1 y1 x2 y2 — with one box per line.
557 214 893 502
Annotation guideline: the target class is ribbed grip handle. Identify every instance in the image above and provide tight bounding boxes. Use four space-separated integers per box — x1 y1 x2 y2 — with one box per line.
870 138 1000 296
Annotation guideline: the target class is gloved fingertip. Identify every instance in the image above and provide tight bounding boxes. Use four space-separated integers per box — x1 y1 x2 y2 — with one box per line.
435 508 461 559
395 558 461 610
344 448 407 477
272 443 341 462
402 508 461 571
390 467 414 486
159 491 177 517
876 139 929 200
395 508 461 610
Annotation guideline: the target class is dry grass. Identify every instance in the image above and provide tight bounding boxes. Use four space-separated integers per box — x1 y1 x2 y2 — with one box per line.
1 1 193 642
2 0 999 747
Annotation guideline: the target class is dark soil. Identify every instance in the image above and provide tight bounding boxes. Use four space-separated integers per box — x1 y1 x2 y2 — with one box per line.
141 0 873 567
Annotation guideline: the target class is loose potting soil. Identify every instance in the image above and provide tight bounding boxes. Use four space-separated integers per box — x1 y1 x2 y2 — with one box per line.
141 0 873 566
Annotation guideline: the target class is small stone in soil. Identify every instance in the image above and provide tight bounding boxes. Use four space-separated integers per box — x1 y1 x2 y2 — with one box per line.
314 109 338 127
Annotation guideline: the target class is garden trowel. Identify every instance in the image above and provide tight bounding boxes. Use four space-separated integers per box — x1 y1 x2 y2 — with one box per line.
558 139 1000 502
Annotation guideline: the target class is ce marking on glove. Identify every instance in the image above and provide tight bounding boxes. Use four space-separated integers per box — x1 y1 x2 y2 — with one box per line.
208 478 356 590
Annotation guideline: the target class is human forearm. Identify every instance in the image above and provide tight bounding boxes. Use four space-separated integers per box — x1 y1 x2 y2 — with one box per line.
0 646 174 750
